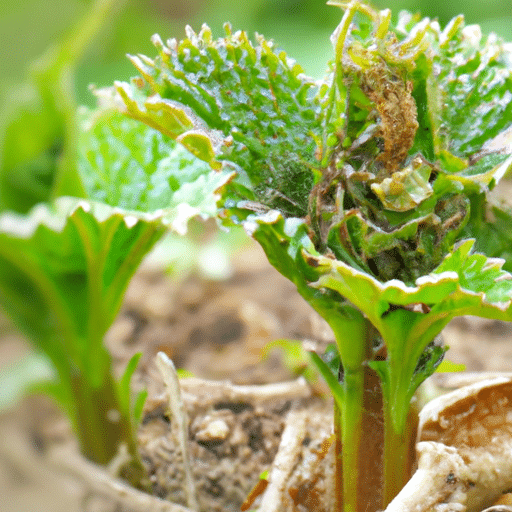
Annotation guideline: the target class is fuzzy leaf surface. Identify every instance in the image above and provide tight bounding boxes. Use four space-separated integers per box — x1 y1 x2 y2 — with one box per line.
78 107 234 234
428 23 512 158
115 25 322 217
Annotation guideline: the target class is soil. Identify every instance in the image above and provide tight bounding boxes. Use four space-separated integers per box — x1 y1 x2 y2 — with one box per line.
1 235 512 512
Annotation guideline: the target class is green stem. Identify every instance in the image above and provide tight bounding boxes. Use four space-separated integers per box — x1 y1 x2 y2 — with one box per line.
382 399 418 507
338 368 365 512
71 364 120 464
383 408 407 506
333 360 386 512
69 357 148 490
327 314 386 512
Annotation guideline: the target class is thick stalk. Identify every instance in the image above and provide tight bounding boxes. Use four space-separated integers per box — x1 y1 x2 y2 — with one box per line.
380 348 420 507
70 361 148 490
382 395 418 507
72 368 125 464
334 362 385 512
338 368 365 512
334 402 343 512
358 363 385 510
329 316 385 512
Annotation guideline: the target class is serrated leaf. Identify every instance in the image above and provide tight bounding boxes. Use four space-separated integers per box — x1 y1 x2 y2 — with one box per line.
311 257 458 326
429 25 512 158
0 198 166 380
78 107 235 233
116 24 321 217
432 239 512 307
312 237 512 331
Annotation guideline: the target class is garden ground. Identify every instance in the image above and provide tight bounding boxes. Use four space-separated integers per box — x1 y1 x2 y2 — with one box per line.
1 216 512 512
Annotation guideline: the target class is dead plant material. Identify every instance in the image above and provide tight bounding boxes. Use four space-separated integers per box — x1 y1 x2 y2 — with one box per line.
385 376 512 512
177 376 312 408
240 477 269 511
361 64 418 172
257 409 308 512
156 353 199 511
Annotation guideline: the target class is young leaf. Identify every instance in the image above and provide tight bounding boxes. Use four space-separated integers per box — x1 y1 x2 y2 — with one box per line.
114 24 322 217
0 198 165 396
263 339 322 384
78 106 235 234
133 389 149 427
370 157 433 212
0 198 168 474
309 351 344 408
118 352 143 422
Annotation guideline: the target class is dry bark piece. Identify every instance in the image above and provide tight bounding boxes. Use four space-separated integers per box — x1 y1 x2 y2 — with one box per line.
257 409 308 512
428 372 512 391
156 352 199 511
491 494 512 508
255 404 335 512
385 376 512 512
176 376 312 408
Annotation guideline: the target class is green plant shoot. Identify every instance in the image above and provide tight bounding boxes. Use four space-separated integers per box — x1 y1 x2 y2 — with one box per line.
0 103 233 486
113 1 512 509
0 0 234 487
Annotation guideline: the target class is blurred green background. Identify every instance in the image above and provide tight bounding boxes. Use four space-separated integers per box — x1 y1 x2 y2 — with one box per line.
1 0 511 108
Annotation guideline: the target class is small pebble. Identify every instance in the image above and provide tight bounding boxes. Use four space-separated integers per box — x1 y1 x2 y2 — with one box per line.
196 419 230 442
